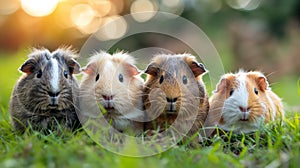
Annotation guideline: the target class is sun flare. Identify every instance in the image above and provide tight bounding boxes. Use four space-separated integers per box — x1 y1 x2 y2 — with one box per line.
21 0 59 17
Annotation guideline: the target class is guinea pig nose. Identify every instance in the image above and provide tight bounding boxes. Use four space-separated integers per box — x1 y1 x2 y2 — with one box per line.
166 97 178 103
48 91 59 97
239 106 249 112
102 95 113 100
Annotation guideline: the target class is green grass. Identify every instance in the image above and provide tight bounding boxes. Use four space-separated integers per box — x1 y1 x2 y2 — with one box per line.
0 51 300 167
1 105 300 167
0 51 28 109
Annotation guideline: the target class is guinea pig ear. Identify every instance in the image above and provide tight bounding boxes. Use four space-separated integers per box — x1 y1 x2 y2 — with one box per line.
215 74 235 93
19 58 36 75
67 58 81 74
125 63 140 76
215 78 227 93
256 76 269 91
144 63 159 76
189 61 206 77
81 63 95 75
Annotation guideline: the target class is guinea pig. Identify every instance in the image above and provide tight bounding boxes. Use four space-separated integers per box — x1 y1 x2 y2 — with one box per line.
79 51 144 135
9 48 81 133
143 53 209 137
205 70 284 134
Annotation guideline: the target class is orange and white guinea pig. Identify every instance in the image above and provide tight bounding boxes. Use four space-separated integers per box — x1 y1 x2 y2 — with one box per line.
206 70 284 134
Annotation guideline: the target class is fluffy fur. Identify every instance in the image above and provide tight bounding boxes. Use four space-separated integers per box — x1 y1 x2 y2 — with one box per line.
143 53 209 137
9 48 81 133
79 51 144 135
206 70 284 134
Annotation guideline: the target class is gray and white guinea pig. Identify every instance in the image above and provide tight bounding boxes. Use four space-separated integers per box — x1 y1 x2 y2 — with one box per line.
9 48 81 133
79 51 144 135
143 53 209 136
205 70 284 134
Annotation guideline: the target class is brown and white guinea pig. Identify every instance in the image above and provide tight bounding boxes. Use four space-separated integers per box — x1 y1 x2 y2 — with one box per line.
206 70 284 134
79 51 144 135
143 53 209 136
9 48 81 133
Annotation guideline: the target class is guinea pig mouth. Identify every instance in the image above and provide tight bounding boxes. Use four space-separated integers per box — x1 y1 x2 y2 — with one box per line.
102 101 115 110
239 111 250 121
104 106 114 110
165 103 177 114
48 97 59 109
48 104 59 109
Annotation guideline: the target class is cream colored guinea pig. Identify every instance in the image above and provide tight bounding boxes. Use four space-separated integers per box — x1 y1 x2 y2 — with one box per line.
79 51 144 135
206 70 284 134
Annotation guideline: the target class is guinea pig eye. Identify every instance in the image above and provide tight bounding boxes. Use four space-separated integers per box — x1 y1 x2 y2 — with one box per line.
229 89 234 96
182 75 187 84
254 87 258 95
95 74 100 81
159 75 164 84
119 74 124 82
36 70 42 78
63 70 68 79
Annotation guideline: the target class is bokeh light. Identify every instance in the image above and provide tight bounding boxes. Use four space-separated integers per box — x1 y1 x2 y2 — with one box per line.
108 0 124 15
160 0 184 16
95 15 127 41
90 0 112 17
203 0 222 13
0 0 19 15
70 4 96 27
226 0 262 11
77 17 103 35
130 0 158 22
162 0 181 9
21 0 59 17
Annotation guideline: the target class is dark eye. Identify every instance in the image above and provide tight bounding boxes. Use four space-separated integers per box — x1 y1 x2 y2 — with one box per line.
229 89 234 96
159 75 164 84
254 87 258 95
119 74 123 82
182 75 187 85
36 70 42 78
95 74 99 81
63 70 68 78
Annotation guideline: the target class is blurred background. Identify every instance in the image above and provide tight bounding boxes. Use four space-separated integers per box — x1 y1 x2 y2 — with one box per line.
0 0 299 110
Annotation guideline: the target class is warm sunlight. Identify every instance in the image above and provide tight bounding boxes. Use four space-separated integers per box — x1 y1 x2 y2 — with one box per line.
0 0 19 15
70 4 95 27
21 0 59 17
130 0 157 22
95 15 127 41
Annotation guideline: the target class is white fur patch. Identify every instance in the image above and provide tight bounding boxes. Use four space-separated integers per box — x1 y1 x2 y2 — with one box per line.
50 58 60 93
102 60 115 94
103 60 114 74
220 73 256 133
235 74 249 108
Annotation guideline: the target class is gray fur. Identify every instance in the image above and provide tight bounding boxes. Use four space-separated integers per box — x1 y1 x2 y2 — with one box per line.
9 48 81 133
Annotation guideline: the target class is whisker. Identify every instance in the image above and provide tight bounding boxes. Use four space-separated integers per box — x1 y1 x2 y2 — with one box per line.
265 71 277 78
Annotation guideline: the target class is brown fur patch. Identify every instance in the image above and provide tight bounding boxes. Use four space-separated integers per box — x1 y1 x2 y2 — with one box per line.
183 56 206 77
143 53 209 136
216 74 238 97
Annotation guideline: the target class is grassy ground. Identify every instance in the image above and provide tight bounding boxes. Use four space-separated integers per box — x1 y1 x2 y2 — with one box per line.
0 51 299 167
